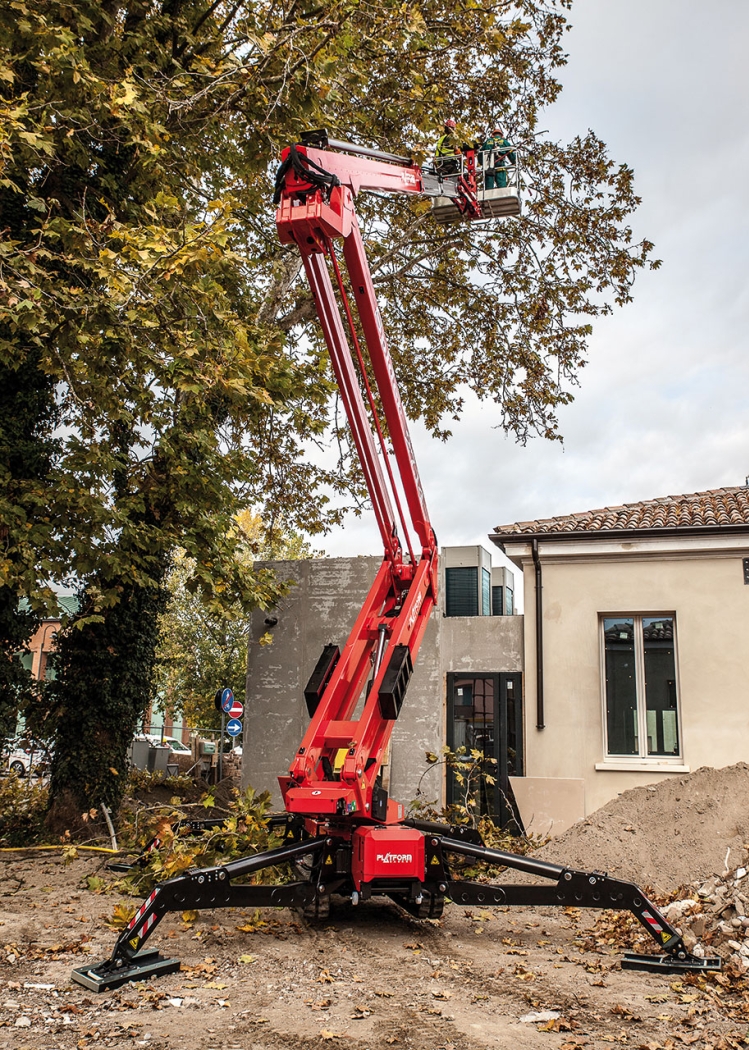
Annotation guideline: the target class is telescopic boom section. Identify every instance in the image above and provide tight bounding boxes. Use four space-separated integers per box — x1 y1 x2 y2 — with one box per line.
274 138 450 825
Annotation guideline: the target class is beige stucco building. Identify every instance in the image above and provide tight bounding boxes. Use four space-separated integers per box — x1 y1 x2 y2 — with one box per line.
492 486 749 825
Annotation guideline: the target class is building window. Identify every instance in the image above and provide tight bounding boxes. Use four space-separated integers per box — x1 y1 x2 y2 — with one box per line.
602 615 680 758
445 567 478 616
481 567 491 616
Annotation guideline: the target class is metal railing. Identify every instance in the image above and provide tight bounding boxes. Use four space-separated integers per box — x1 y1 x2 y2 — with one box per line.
474 147 519 193
427 149 520 196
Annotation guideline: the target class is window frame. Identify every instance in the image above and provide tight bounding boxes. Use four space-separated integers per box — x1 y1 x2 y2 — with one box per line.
597 612 686 770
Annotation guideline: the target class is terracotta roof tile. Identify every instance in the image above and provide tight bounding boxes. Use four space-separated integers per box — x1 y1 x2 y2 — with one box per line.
493 486 749 538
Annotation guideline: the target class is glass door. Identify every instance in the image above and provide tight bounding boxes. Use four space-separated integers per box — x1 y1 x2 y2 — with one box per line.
446 672 523 828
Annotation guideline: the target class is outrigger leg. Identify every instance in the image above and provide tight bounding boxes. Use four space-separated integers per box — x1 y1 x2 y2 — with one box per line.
72 837 341 992
430 836 721 975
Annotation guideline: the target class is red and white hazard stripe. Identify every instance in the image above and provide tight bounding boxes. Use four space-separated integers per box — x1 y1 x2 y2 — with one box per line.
141 912 159 935
642 910 666 935
127 890 157 931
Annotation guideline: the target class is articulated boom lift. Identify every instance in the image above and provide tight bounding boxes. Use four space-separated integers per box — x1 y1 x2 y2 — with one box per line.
73 133 719 992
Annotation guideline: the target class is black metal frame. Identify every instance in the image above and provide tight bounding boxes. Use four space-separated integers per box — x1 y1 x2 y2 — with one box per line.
446 672 523 827
73 822 719 991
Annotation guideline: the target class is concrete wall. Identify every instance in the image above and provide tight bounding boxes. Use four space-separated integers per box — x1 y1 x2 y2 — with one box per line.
441 615 523 675
244 557 378 807
505 536 749 816
244 555 524 810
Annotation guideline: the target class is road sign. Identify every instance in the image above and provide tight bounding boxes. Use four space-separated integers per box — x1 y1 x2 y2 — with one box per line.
228 699 243 719
214 687 234 713
226 718 242 737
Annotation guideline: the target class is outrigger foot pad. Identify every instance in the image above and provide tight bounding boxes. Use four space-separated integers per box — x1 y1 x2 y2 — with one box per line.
622 951 722 974
71 950 181 992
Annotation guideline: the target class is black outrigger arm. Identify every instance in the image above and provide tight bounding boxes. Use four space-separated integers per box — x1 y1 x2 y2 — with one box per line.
73 830 720 991
72 837 342 992
429 836 721 975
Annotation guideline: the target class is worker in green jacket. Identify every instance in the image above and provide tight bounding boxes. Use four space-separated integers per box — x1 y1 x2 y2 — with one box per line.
481 126 516 189
435 118 461 174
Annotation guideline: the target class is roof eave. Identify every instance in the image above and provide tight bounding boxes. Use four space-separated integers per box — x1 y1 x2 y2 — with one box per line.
490 522 749 550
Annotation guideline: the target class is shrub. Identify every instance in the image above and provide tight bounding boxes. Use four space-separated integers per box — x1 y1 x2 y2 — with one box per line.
0 773 49 846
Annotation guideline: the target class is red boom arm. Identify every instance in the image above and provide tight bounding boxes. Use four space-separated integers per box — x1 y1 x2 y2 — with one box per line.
274 138 472 825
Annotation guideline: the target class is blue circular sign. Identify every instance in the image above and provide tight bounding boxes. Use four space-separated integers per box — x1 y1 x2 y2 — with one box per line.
220 688 235 714
226 718 242 737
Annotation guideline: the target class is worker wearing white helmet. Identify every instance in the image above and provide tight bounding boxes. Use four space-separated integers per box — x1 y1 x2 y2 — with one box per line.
481 124 516 189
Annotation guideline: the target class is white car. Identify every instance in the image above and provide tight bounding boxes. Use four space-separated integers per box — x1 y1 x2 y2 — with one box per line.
7 741 52 777
159 735 191 755
139 734 191 755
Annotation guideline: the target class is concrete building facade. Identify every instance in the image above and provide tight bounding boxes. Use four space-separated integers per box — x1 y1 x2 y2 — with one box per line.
243 550 522 818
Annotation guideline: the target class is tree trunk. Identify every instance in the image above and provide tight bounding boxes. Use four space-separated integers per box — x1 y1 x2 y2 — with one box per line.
44 568 167 836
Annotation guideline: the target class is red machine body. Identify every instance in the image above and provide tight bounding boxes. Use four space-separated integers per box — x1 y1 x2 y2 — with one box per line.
351 826 426 890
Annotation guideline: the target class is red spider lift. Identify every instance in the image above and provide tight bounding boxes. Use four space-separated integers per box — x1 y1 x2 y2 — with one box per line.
73 131 719 991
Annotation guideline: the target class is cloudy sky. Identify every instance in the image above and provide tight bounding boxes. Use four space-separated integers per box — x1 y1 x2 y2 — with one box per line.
317 0 749 596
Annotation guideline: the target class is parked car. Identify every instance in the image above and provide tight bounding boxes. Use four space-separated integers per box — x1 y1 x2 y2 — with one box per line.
135 733 192 755
6 739 53 777
134 734 193 760
154 735 191 755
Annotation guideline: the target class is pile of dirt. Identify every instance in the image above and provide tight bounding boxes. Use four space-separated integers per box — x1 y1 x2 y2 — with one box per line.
532 762 749 894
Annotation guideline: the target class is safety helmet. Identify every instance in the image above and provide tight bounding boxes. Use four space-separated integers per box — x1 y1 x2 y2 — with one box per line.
493 126 504 134
444 118 457 130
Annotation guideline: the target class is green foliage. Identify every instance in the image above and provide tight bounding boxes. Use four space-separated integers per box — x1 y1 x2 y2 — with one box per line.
35 573 169 822
0 771 49 846
475 814 546 856
0 591 36 741
125 767 194 796
413 744 499 828
0 348 60 734
0 0 657 608
121 786 283 895
411 748 545 874
155 548 250 733
1 1 658 822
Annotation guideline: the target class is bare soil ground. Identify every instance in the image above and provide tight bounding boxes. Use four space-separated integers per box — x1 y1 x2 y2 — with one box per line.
2 851 749 1050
